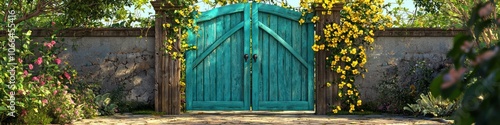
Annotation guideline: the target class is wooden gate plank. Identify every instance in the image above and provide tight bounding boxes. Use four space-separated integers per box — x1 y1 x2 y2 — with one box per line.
195 23 205 102
260 13 269 102
251 2 260 110
215 15 224 101
291 20 301 101
268 14 278 102
230 13 242 101
222 14 231 101
300 25 308 102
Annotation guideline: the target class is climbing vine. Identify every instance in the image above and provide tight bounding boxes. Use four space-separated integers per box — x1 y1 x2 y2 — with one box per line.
302 0 393 113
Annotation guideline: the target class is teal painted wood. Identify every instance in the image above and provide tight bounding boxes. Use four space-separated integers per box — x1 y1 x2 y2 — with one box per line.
300 24 308 101
196 23 205 102
251 2 260 111
252 3 314 111
291 19 300 101
305 22 314 109
197 4 246 22
260 13 269 102
222 14 231 101
215 15 224 101
268 12 278 102
186 3 250 110
230 13 243 101
187 3 313 111
242 3 251 110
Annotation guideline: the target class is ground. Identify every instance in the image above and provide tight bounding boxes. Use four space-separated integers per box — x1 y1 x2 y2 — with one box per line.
73 114 451 124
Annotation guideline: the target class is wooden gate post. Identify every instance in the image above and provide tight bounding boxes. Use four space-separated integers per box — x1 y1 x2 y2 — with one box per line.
151 0 181 115
314 4 343 115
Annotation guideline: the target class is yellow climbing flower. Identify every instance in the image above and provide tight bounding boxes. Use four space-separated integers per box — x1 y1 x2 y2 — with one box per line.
347 90 353 95
339 82 345 89
312 44 319 52
344 65 351 70
299 18 305 25
314 35 321 42
347 83 352 88
336 106 341 110
319 44 325 50
357 100 362 106
311 16 320 23
350 48 357 54
345 57 351 62
340 75 346 79
351 61 358 67
352 69 359 75
340 49 347 55
338 92 343 98
332 109 338 113
326 82 332 87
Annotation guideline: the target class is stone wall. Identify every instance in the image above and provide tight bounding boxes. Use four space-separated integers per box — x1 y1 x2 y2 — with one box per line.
356 36 453 102
28 28 157 105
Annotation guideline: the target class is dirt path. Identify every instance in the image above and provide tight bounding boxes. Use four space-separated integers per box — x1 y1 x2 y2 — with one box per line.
73 114 451 124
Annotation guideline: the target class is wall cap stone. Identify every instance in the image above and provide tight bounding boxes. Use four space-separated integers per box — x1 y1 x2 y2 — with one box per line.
375 28 466 37
0 28 155 37
1 28 466 38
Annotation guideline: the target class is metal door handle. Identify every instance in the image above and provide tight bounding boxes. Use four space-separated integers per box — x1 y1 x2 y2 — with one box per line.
244 54 249 62
253 54 257 62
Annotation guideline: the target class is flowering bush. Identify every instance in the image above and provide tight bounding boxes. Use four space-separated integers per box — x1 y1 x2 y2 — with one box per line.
303 0 392 113
0 30 98 124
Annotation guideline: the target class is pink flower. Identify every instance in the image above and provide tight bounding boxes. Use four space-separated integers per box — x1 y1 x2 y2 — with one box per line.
53 90 58 95
28 64 33 70
44 42 54 49
21 109 27 116
55 58 61 65
42 99 48 105
32 76 39 82
17 90 24 95
51 22 56 26
40 81 46 86
75 110 79 115
35 57 43 65
23 70 28 77
51 40 56 45
64 72 71 80
55 108 61 112
442 67 467 89
18 58 23 64
63 90 68 95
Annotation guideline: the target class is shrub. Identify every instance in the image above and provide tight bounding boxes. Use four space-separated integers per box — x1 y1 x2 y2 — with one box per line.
404 92 458 117
0 30 98 124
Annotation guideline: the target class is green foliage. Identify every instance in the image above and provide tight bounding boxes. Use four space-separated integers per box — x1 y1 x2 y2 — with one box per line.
94 93 118 116
404 92 458 117
0 0 151 29
431 1 500 124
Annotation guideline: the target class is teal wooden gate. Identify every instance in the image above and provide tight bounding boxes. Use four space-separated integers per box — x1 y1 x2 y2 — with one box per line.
186 3 314 111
